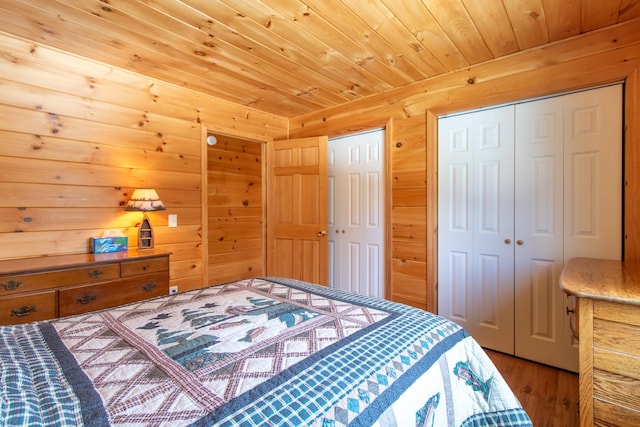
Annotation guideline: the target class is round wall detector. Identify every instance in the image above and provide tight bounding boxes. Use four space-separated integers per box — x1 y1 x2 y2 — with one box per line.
207 135 217 146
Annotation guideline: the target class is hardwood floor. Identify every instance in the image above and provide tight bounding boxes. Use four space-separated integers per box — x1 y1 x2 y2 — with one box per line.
485 349 579 427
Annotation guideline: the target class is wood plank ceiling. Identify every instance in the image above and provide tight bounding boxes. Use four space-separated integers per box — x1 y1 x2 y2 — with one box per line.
1 0 639 117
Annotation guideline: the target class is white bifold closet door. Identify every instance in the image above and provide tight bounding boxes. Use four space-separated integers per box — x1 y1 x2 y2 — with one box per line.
438 84 622 371
328 129 385 298
514 85 622 371
437 105 516 354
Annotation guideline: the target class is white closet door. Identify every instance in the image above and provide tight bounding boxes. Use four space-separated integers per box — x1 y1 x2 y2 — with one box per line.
514 85 622 371
328 130 385 298
438 115 475 332
438 106 515 353
562 85 622 370
514 96 566 368
563 85 622 260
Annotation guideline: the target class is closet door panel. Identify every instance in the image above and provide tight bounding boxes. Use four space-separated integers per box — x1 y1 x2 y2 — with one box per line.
438 118 474 331
439 106 514 353
328 131 385 297
562 85 622 371
438 84 622 372
529 259 557 338
564 85 622 260
472 107 515 353
514 96 565 367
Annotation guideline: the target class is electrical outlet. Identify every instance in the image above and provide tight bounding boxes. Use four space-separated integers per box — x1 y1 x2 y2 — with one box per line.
168 214 178 228
169 286 178 295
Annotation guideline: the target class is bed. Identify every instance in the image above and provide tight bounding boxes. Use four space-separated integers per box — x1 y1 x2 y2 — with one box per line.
0 277 531 426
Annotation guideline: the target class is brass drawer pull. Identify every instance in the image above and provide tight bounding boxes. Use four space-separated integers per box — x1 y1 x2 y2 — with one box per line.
2 280 22 291
142 282 157 292
11 305 36 317
142 264 150 270
77 295 97 305
88 270 104 279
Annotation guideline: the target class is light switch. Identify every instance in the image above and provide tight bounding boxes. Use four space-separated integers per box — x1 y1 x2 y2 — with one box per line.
168 214 178 228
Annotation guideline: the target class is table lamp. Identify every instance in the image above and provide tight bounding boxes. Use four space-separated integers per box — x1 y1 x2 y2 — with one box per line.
125 188 165 249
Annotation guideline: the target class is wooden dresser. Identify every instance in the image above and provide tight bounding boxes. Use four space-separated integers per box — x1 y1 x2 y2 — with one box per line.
0 250 170 325
560 258 640 426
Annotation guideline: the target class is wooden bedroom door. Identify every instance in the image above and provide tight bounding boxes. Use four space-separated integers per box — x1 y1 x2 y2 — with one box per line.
266 136 329 285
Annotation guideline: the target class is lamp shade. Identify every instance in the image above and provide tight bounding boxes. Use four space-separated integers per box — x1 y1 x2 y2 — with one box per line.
125 189 166 212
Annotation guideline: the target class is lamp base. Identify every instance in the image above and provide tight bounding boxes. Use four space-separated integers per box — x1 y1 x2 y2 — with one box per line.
138 215 155 250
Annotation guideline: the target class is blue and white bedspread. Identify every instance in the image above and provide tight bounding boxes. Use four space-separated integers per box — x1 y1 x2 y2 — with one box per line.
0 277 532 426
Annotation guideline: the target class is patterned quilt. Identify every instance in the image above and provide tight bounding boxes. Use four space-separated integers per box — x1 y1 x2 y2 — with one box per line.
0 277 532 426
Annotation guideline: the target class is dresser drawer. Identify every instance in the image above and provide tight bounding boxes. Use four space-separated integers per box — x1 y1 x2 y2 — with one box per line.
0 291 57 325
58 272 169 317
594 318 640 357
0 264 120 296
594 398 640 425
121 256 169 277
594 367 640 412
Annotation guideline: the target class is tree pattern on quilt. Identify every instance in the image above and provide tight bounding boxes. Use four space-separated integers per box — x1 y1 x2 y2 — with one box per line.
135 293 321 371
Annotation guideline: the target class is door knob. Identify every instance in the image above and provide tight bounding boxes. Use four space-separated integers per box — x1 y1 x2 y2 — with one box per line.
504 239 511 244
317 230 327 237
516 240 524 245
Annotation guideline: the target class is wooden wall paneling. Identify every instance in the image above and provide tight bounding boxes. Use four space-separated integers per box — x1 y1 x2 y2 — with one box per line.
391 117 427 186
0 33 288 141
289 21 640 312
0 33 287 297
0 155 201 190
207 249 263 283
390 258 428 308
0 40 198 127
0 129 201 174
206 133 266 285
1 82 201 143
392 240 427 264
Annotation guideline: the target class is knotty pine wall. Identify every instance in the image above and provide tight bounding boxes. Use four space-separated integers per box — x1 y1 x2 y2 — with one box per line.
207 134 265 284
0 33 287 291
2 20 639 310
290 19 640 313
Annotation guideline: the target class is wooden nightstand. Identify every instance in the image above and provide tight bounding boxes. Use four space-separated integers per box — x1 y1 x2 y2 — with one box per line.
560 258 640 426
0 250 170 325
